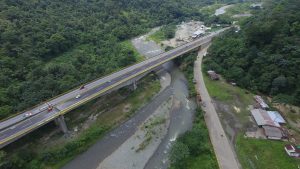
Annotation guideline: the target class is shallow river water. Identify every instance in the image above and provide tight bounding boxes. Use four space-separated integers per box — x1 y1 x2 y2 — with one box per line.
62 30 195 169
133 30 196 169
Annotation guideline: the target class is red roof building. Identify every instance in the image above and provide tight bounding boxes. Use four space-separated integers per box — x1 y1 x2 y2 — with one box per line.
285 144 300 157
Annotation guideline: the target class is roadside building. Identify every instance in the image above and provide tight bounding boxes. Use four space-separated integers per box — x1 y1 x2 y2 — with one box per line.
254 95 269 109
192 30 205 38
251 109 279 127
251 109 287 140
207 70 219 80
285 144 300 157
262 126 285 140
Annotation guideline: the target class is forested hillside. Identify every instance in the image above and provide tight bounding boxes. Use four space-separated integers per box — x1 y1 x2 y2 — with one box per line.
1 0 236 119
205 0 300 105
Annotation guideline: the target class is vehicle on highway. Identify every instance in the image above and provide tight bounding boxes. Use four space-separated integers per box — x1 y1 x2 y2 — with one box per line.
76 94 81 99
39 106 47 112
23 112 32 118
80 85 85 90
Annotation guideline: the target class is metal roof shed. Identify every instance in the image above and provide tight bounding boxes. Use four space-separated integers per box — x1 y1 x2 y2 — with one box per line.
267 111 286 124
251 109 280 127
262 126 284 140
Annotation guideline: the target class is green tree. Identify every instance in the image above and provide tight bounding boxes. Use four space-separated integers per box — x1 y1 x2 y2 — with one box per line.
170 142 190 169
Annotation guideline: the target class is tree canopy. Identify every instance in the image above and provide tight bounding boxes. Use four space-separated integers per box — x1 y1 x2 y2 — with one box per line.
205 0 300 105
1 0 230 119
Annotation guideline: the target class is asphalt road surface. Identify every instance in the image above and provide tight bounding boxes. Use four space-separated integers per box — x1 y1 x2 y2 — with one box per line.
194 46 240 169
0 29 227 148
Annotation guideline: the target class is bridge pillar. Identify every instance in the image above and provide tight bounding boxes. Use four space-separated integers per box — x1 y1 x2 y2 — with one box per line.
133 81 137 90
55 115 68 133
198 45 202 51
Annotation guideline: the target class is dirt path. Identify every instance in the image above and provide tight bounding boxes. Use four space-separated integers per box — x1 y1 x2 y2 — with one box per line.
194 46 240 169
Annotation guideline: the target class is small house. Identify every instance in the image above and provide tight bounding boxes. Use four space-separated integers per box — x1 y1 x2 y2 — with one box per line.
285 144 300 157
207 70 219 80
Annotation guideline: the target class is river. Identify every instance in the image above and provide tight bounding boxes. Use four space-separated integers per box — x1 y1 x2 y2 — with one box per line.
62 29 195 169
132 30 196 169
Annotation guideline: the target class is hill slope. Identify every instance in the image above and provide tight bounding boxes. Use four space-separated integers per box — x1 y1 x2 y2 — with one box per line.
205 0 300 105
0 0 222 119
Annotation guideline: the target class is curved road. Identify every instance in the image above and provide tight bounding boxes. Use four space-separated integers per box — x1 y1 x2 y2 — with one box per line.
194 47 240 169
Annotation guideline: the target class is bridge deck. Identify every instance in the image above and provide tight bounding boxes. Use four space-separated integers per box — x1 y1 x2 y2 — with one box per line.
0 29 227 148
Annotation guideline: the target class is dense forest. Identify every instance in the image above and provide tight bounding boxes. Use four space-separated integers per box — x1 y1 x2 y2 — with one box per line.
205 0 300 105
0 0 242 119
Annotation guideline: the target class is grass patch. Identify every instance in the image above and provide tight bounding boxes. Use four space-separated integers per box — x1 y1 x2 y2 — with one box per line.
217 2 256 24
224 2 252 17
1 74 160 169
200 3 226 15
202 63 254 125
202 71 253 105
203 73 233 101
236 135 300 169
148 25 176 43
120 40 145 62
148 29 166 43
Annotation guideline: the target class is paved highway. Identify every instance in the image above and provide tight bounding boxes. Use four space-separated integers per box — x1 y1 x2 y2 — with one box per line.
0 29 227 148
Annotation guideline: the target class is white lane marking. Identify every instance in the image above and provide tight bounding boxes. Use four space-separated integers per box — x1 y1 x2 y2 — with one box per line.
146 49 161 54
21 121 33 129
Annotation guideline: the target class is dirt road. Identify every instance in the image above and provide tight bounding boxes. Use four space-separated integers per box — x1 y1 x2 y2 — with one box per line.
194 46 240 169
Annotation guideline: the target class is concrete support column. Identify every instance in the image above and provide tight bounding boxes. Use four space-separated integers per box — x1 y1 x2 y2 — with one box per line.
55 115 68 133
133 81 137 90
198 45 202 51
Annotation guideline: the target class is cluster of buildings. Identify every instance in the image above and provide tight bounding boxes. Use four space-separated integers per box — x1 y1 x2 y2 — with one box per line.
250 95 300 158
251 95 287 140
192 25 211 39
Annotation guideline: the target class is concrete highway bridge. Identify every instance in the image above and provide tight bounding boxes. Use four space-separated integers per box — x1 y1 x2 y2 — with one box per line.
0 29 227 148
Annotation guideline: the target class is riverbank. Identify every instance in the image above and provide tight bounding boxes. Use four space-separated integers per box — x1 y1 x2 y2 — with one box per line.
0 74 161 169
168 50 219 169
63 26 195 169
97 97 173 169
